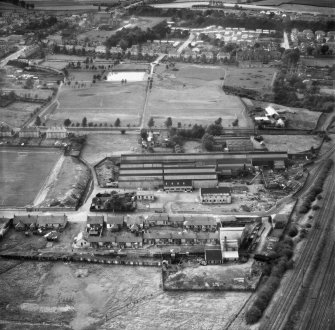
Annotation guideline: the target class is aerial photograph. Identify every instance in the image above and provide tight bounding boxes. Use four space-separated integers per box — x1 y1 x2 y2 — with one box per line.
0 0 334 329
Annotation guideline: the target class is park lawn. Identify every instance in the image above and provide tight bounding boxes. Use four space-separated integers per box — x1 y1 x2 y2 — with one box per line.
0 102 41 127
47 81 147 126
0 148 61 207
146 64 250 128
224 67 276 90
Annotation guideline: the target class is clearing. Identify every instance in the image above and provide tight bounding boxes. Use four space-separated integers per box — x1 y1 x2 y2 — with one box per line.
146 64 250 128
0 148 61 207
0 261 250 330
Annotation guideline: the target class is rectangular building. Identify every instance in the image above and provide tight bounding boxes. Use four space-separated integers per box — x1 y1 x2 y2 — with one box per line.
200 187 232 204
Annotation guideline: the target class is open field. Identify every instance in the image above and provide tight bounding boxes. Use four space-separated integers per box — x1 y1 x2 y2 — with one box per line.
252 0 334 6
81 133 141 165
146 64 251 128
47 80 147 126
0 260 250 330
0 102 41 127
0 148 61 207
224 67 277 90
262 135 322 153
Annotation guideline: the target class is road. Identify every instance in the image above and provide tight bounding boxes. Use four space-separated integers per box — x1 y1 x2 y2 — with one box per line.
177 33 195 54
0 46 27 68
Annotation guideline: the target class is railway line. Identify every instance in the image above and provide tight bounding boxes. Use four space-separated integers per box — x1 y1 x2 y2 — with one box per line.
259 167 335 330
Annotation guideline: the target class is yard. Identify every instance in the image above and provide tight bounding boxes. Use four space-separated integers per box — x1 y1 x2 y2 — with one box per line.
47 79 147 126
146 64 251 128
224 67 276 91
0 148 61 207
0 260 251 330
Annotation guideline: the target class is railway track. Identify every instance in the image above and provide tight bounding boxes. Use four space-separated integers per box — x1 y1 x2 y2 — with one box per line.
298 242 335 330
259 168 335 330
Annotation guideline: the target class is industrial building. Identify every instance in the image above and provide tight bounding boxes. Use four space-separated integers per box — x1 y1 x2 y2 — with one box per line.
117 152 288 189
200 187 232 204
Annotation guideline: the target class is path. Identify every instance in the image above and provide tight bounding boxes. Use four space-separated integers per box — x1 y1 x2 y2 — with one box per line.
177 33 195 55
0 46 27 68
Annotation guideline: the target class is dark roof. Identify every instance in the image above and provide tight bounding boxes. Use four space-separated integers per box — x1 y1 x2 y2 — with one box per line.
164 179 193 187
106 215 124 225
88 235 116 243
87 216 104 225
205 248 222 261
200 187 231 195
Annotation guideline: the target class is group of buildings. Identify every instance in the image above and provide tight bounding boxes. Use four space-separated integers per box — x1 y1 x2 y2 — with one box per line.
12 214 68 231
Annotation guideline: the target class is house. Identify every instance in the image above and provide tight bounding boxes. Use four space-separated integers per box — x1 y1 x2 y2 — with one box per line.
95 45 107 54
200 187 232 204
183 216 218 232
164 179 193 193
88 235 116 249
86 215 104 235
13 215 38 231
124 215 144 231
217 51 231 61
116 233 143 248
37 215 67 230
167 214 184 227
143 232 172 245
146 213 169 226
19 127 40 138
46 126 68 139
136 191 155 201
205 246 223 264
73 231 90 248
0 125 12 137
197 232 220 245
106 215 124 232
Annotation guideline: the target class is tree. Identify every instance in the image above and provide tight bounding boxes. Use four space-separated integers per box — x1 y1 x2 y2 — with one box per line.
165 117 173 128
35 116 41 126
64 118 71 127
214 117 222 125
202 133 215 151
148 117 155 128
114 118 121 127
82 117 87 127
24 77 34 89
206 123 223 136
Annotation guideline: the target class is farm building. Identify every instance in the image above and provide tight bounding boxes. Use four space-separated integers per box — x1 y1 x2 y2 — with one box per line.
13 215 38 231
200 187 232 204
46 126 68 139
86 215 104 236
136 191 155 201
106 215 124 232
37 215 67 230
19 127 40 138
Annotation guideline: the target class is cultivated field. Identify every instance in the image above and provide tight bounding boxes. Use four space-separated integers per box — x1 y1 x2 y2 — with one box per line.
81 133 141 165
0 148 61 207
146 64 251 128
0 261 250 330
47 81 147 126
0 101 41 127
224 67 276 90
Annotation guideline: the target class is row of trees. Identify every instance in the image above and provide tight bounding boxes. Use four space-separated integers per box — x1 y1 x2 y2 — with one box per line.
63 117 122 128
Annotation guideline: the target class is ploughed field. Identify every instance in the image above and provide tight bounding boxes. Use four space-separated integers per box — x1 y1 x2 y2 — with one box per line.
0 148 60 207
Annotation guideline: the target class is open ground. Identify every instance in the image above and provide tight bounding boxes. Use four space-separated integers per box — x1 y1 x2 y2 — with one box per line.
146 64 251 128
0 260 250 330
0 102 41 127
0 148 61 207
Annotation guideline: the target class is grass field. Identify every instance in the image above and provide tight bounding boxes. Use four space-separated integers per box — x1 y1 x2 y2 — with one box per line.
224 67 276 90
252 0 334 7
0 148 60 207
146 64 251 128
47 80 147 126
0 101 41 127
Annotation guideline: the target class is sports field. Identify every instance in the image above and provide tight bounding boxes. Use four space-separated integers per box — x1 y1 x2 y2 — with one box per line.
47 81 147 127
146 64 251 128
0 148 61 207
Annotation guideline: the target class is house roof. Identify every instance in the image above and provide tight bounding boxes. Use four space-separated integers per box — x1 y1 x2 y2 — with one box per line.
37 215 67 226
87 216 104 225
164 179 193 187
184 216 217 227
106 215 124 225
115 234 142 243
88 235 116 243
147 213 169 222
200 187 231 195
13 215 38 225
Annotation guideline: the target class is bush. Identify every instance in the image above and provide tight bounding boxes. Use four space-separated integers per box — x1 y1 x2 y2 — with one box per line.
288 225 299 238
245 306 263 324
312 204 320 210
